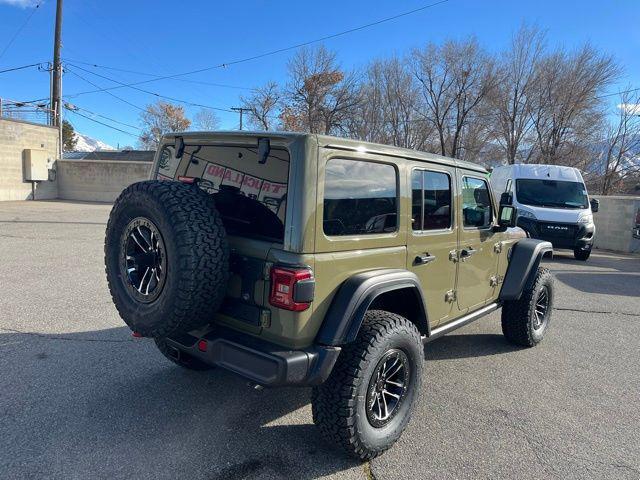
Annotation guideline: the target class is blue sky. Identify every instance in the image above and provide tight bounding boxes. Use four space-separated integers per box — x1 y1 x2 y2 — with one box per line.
1 0 639 148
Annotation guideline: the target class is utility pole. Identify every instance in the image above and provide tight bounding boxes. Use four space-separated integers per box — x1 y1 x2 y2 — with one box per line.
231 107 250 130
52 0 63 155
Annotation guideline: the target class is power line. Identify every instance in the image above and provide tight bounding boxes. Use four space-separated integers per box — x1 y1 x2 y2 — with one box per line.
63 59 256 91
66 63 237 114
66 104 142 131
66 107 139 138
65 66 146 112
0 1 42 61
56 0 450 97
0 62 43 74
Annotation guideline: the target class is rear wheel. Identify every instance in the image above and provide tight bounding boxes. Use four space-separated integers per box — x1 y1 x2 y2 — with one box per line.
501 267 554 347
573 247 591 261
312 310 423 460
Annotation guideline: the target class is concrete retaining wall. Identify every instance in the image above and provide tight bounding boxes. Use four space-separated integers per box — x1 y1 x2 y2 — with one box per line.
0 118 59 201
57 160 152 202
592 195 640 253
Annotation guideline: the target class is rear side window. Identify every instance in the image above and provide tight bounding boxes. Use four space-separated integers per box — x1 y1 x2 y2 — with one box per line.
157 143 289 242
462 176 492 228
412 170 452 231
323 159 397 236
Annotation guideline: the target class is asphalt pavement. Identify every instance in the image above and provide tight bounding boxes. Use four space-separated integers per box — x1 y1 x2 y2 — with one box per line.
1 200 638 480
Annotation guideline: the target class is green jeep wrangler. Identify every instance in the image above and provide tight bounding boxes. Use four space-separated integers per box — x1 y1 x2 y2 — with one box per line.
105 132 554 460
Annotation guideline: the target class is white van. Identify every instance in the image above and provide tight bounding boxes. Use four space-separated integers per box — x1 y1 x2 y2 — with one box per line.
490 164 599 261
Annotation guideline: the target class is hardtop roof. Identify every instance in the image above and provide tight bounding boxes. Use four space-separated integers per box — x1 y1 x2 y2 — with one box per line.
162 131 487 174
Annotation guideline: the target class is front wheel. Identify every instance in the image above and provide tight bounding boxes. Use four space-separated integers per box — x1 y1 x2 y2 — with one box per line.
501 267 554 347
573 247 591 261
312 310 423 460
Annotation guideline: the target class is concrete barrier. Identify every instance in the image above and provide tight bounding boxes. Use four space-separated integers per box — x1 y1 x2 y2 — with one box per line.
57 159 152 202
592 195 640 254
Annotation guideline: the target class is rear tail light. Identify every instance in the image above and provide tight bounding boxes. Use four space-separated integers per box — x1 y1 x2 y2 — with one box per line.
269 266 315 312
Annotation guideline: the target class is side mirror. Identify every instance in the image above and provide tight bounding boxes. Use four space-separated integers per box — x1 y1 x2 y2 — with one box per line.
494 205 517 231
500 191 513 206
590 198 599 213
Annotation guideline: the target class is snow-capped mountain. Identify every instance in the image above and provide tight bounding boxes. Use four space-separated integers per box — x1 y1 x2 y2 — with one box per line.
73 132 115 152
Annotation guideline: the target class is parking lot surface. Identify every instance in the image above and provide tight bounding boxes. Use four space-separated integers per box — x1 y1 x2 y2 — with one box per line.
1 200 639 480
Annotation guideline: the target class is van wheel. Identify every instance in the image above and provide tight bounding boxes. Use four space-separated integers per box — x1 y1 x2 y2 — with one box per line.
501 267 554 347
573 248 591 261
311 310 423 460
154 338 213 371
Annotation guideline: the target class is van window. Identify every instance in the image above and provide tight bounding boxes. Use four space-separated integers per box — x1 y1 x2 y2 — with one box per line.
412 170 452 231
462 176 492 228
516 179 588 209
323 159 397 236
157 143 289 242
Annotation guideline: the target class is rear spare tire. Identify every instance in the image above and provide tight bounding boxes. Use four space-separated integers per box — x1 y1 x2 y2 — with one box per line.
105 180 229 337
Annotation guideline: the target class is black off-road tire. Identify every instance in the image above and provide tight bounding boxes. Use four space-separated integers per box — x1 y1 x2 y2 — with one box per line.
501 267 554 347
311 310 423 460
105 180 229 338
154 337 213 371
573 247 591 261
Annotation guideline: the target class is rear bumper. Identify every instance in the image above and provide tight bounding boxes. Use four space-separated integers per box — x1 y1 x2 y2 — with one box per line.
517 218 594 250
164 327 341 387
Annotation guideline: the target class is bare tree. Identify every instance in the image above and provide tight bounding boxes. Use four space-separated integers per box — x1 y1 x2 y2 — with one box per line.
241 82 280 130
349 58 432 149
282 46 361 134
598 89 640 194
529 45 620 166
193 109 220 131
490 24 545 164
411 37 499 159
139 101 191 150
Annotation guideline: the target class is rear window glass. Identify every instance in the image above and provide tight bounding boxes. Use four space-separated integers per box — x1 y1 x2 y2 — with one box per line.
412 170 452 231
157 143 289 242
323 158 397 236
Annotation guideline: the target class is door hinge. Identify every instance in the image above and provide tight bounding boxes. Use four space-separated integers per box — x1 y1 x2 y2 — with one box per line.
490 275 504 287
494 242 503 254
448 250 459 263
445 290 456 303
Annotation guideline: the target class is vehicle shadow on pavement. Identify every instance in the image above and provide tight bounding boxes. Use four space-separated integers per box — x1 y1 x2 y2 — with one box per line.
0 327 360 480
548 253 640 297
424 333 520 360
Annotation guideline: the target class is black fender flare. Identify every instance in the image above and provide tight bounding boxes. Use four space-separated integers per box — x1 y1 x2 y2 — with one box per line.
499 238 553 301
315 269 429 346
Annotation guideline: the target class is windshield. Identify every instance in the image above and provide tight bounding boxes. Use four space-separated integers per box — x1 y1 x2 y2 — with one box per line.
515 179 588 209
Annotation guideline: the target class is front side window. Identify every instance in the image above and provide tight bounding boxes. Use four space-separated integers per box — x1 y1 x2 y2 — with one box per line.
462 176 492 228
412 170 452 231
323 159 397 236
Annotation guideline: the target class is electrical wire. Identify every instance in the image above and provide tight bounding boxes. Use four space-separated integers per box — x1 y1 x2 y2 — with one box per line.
55 0 450 96
66 108 139 138
63 59 256 91
67 104 142 131
66 63 237 114
65 66 146 112
0 62 43 74
0 2 42 61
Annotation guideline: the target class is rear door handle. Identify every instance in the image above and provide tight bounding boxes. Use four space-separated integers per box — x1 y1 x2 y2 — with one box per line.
414 254 436 265
460 247 477 259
